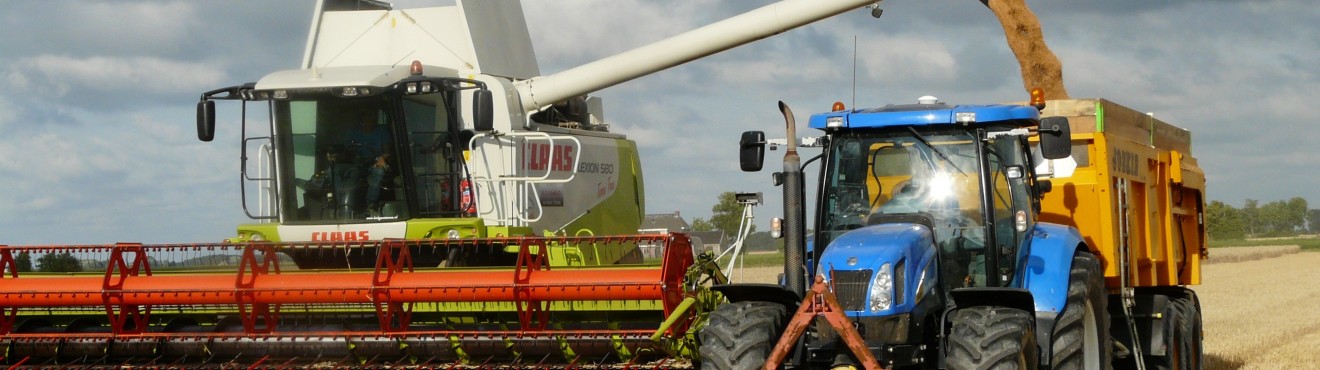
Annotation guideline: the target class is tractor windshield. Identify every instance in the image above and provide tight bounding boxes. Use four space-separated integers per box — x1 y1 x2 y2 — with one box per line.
272 91 466 223
820 129 982 241
820 128 1026 289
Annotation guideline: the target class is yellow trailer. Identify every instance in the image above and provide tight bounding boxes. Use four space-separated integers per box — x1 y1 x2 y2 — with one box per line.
1037 98 1206 289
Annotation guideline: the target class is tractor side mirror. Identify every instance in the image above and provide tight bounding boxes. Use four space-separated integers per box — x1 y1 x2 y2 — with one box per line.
740 131 766 172
1036 179 1053 194
473 90 494 132
1038 116 1072 159
197 100 216 142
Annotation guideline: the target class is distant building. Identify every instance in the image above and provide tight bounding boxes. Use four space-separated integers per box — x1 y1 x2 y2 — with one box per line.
640 211 690 234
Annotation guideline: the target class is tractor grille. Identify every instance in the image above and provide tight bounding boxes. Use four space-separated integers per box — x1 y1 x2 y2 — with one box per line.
831 269 873 311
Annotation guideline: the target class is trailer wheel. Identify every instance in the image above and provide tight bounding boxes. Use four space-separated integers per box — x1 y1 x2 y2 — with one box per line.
1175 297 1203 370
946 306 1038 370
699 301 787 370
1146 295 1188 370
1051 251 1112 370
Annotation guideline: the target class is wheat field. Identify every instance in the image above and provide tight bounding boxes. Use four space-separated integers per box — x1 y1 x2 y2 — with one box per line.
722 246 1314 369
1195 246 1318 369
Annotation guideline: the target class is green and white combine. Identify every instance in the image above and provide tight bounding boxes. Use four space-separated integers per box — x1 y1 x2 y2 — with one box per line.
0 0 877 367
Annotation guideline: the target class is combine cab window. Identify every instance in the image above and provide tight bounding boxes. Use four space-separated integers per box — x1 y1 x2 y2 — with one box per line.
402 95 465 217
274 97 406 223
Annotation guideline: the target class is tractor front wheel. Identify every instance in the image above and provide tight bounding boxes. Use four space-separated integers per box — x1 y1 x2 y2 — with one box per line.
946 305 1039 370
699 301 787 370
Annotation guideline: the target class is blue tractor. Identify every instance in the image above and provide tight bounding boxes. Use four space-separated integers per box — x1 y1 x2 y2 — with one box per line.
699 97 1111 370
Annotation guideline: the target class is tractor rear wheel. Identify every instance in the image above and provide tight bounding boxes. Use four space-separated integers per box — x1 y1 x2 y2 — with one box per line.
699 301 787 370
1051 251 1112 370
946 306 1038 370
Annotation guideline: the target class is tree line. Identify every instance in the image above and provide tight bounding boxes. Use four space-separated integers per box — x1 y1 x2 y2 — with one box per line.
11 251 84 273
1203 198 1313 240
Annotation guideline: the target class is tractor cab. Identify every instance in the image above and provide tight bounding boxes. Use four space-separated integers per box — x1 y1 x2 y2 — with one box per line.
737 97 1074 367
808 99 1049 292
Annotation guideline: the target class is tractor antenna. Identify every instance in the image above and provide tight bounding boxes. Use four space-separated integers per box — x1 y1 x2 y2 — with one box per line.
851 35 858 110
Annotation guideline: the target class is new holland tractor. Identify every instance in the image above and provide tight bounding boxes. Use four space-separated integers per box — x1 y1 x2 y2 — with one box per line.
707 94 1205 370
0 0 879 367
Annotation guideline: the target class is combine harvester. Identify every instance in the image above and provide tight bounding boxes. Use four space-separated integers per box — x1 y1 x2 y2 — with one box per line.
0 0 877 367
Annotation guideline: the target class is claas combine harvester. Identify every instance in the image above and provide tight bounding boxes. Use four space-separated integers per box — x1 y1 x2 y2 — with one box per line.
0 0 878 367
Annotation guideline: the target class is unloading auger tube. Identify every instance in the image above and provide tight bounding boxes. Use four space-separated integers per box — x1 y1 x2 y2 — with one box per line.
0 234 729 367
512 0 879 113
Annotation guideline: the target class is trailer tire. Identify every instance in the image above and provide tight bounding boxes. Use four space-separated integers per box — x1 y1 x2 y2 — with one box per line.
1146 295 1188 370
1051 251 1112 370
699 301 787 370
946 306 1038 370
1171 296 1202 370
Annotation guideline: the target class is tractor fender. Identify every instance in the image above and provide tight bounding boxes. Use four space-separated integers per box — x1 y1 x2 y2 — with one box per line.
711 283 801 311
948 287 1035 313
1021 222 1087 315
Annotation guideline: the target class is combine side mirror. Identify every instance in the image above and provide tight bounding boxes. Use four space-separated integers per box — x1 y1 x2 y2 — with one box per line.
473 90 494 132
196 100 216 142
740 131 766 172
1038 116 1072 159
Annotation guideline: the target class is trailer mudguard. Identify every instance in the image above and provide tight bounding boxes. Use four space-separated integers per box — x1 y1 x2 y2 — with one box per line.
1022 222 1087 314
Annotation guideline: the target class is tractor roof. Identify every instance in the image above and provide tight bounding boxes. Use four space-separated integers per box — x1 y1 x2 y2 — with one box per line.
807 102 1040 130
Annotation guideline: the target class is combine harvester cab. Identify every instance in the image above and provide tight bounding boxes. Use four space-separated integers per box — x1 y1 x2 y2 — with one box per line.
715 94 1205 370
0 0 879 367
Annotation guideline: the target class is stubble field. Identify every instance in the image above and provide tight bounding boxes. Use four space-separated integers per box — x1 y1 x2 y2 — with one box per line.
724 246 1317 369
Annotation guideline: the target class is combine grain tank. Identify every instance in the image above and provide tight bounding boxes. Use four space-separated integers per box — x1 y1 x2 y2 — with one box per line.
0 0 877 367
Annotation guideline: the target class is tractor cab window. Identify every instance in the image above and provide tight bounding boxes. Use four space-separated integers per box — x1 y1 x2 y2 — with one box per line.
820 129 985 255
986 131 1036 264
274 97 405 223
822 129 1031 289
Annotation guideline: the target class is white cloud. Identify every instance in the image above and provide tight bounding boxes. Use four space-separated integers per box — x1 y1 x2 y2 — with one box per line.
18 55 226 95
0 96 14 129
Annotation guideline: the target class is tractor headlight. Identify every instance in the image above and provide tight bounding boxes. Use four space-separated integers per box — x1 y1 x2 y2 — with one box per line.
869 263 893 311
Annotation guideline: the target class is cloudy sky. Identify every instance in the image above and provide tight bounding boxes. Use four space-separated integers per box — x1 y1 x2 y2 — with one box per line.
1 0 1316 244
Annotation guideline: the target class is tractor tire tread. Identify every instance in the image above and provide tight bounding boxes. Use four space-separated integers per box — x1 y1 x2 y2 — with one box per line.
946 306 1038 370
699 301 787 370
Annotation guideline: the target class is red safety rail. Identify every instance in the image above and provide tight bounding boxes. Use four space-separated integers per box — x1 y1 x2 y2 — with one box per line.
0 233 696 339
